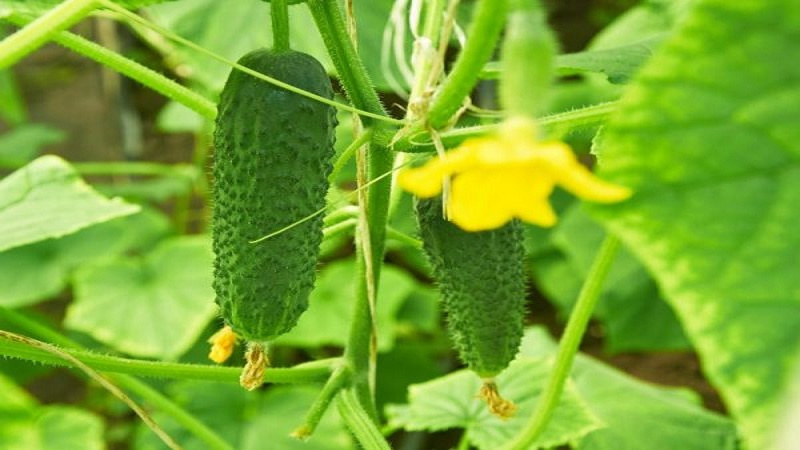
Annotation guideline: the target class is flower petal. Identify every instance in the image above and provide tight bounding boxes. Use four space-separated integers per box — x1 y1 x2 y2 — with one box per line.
537 142 632 203
448 169 515 231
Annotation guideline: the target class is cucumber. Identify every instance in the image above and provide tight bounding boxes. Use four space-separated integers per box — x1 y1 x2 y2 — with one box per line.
416 196 527 378
212 48 336 344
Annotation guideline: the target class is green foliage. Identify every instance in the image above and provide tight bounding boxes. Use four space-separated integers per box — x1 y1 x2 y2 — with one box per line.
589 0 800 447
0 208 169 308
0 124 63 166
386 355 602 449
0 0 176 17
0 373 105 450
532 205 690 352
518 328 738 450
65 235 216 359
0 155 139 253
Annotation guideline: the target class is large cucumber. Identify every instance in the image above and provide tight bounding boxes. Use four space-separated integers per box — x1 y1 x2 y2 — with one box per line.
212 48 336 343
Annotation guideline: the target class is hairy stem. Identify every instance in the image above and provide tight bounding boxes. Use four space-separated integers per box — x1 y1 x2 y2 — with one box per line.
0 0 97 69
336 388 393 450
392 101 618 152
425 0 508 129
501 235 621 450
0 332 335 384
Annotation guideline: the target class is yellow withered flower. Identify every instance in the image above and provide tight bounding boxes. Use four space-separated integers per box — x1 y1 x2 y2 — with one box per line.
398 117 632 232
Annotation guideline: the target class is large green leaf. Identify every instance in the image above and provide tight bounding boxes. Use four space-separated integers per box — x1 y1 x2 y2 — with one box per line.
519 328 737 450
0 155 139 252
65 235 216 359
0 374 104 450
589 0 800 448
0 208 170 308
386 357 602 449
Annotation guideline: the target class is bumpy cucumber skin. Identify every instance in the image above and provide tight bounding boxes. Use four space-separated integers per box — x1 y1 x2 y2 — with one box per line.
417 197 527 378
212 49 336 342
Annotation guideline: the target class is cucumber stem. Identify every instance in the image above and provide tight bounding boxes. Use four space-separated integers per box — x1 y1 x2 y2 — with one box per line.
271 0 291 51
501 235 621 450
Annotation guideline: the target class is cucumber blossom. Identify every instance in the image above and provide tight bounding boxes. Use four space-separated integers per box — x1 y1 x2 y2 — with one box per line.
212 49 336 343
416 196 527 378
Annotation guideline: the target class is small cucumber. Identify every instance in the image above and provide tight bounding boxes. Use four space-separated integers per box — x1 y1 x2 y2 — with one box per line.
416 196 527 378
212 48 336 343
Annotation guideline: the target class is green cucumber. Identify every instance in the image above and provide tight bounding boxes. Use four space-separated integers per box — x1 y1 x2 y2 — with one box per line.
416 196 527 378
212 48 336 343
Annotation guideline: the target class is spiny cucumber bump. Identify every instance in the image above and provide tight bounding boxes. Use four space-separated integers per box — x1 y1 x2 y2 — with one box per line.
212 48 337 343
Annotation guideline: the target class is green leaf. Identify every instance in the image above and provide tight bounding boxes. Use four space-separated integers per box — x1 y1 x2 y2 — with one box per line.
588 1 800 448
386 358 602 450
0 68 27 125
519 328 738 450
65 235 215 359
0 155 139 252
0 208 170 308
536 205 689 352
0 373 104 450
276 259 417 351
0 124 64 166
483 36 665 85
134 382 349 450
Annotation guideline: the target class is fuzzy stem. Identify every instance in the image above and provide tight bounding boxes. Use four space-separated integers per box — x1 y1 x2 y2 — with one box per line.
391 101 618 152
501 235 621 450
271 0 291 51
307 0 395 419
0 0 98 69
336 388 393 450
292 364 350 439
0 332 334 384
425 0 508 129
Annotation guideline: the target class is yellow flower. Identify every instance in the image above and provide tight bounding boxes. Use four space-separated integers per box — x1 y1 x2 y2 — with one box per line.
398 117 631 231
208 325 237 363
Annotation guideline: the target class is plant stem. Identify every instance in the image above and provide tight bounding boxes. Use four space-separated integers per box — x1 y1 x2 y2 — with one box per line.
293 364 350 438
70 161 197 177
425 0 508 129
307 0 395 419
0 332 335 384
336 388 393 450
329 128 373 182
271 0 291 52
306 0 388 127
0 0 97 69
391 101 618 152
500 235 621 450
